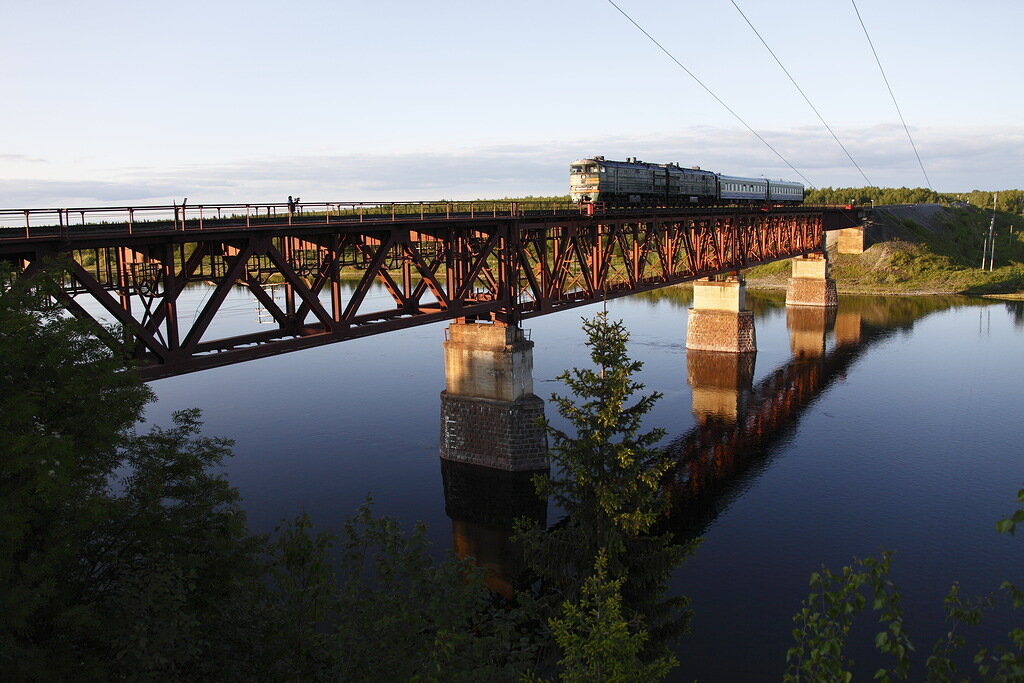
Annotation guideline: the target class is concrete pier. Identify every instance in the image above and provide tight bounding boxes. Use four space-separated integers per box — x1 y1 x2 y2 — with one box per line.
835 226 866 254
685 277 757 353
439 321 548 471
785 253 838 308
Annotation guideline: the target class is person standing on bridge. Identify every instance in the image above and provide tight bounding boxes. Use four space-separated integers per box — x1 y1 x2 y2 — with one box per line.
287 195 295 216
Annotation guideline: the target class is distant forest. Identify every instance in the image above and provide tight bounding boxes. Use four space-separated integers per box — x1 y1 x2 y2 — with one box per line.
805 186 1024 213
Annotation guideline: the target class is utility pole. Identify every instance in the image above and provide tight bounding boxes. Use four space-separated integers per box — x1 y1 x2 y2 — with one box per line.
989 229 996 271
986 192 997 271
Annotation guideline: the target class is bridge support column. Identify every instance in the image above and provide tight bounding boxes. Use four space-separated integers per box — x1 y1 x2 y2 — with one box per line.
786 253 838 308
686 277 756 353
686 350 755 425
835 226 866 254
440 321 548 471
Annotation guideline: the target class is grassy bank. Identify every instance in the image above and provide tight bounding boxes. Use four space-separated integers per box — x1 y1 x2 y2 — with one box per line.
745 203 1024 297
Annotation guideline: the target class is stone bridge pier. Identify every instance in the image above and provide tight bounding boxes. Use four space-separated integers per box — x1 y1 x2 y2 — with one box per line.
685 276 757 354
685 277 757 425
439 321 548 471
785 253 838 308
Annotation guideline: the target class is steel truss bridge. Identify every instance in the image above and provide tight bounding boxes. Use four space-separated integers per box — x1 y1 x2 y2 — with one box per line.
0 200 862 380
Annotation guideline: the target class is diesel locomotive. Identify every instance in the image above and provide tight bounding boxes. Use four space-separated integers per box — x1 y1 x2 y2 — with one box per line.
569 156 804 206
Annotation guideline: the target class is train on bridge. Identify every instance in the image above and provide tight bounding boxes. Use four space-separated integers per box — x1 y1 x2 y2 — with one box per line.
569 156 804 207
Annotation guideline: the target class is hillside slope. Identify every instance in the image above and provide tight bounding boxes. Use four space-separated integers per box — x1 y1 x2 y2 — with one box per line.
747 203 1024 295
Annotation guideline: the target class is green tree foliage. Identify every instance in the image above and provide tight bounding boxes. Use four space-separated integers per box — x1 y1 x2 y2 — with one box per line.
545 550 676 683
516 312 697 675
804 186 1024 215
785 552 912 682
93 409 264 680
0 267 263 679
2 269 705 681
956 190 1024 215
540 312 672 545
258 505 539 682
0 267 538 680
787 488 1024 681
805 186 948 206
1 267 149 674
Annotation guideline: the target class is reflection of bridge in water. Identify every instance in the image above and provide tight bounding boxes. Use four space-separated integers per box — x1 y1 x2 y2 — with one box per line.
440 294 974 592
441 460 545 597
663 302 885 540
662 293 999 540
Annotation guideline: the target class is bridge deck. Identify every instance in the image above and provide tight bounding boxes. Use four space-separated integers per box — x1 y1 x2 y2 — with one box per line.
0 200 860 241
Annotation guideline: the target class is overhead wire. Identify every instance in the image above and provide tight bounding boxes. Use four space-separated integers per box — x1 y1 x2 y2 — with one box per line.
604 0 816 188
729 0 874 187
850 0 932 189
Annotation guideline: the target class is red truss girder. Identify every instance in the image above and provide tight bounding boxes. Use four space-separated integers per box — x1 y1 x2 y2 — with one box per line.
6 210 824 379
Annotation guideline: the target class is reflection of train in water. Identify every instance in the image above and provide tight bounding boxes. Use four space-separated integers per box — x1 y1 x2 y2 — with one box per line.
569 156 804 207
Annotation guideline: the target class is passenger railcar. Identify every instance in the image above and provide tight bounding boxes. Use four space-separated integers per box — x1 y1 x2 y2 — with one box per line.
767 179 804 203
718 174 768 203
569 156 804 207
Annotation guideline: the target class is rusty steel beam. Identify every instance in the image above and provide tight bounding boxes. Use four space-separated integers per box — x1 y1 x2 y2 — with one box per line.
0 207 842 379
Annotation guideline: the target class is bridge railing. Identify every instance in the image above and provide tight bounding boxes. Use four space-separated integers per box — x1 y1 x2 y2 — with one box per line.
0 199 586 239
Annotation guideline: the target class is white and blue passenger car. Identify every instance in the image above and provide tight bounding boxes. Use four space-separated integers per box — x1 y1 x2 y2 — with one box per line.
717 175 769 203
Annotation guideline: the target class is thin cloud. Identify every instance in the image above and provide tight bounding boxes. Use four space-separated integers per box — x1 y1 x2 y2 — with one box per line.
2 125 1022 208
0 179 185 208
0 154 46 163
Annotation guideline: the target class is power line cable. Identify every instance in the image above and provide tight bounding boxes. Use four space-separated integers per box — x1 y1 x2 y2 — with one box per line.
604 0 815 188
850 0 932 189
729 0 874 187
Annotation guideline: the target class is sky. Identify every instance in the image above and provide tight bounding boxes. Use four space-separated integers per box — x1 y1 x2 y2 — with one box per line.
2 0 1022 208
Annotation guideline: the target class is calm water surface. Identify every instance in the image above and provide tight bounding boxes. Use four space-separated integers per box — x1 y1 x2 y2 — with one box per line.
140 285 1023 680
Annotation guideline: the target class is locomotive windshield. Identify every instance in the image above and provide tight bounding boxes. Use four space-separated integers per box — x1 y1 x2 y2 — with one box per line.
571 164 598 174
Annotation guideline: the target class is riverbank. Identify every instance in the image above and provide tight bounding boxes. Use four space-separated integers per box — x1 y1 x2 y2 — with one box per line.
744 202 1024 297
744 244 1024 297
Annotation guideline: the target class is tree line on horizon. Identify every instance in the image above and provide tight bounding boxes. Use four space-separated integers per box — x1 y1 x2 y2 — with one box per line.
805 186 1024 214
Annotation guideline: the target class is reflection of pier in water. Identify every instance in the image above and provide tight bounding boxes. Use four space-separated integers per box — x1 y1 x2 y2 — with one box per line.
441 459 546 596
440 294 975 590
664 302 891 540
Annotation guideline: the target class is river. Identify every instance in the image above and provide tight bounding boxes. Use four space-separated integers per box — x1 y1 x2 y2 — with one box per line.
140 283 1023 680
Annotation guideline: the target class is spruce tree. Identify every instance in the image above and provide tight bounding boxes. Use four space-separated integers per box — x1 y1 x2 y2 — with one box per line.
517 312 698 669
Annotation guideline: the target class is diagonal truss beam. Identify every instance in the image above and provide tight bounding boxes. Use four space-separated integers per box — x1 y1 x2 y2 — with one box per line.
3 209 829 378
